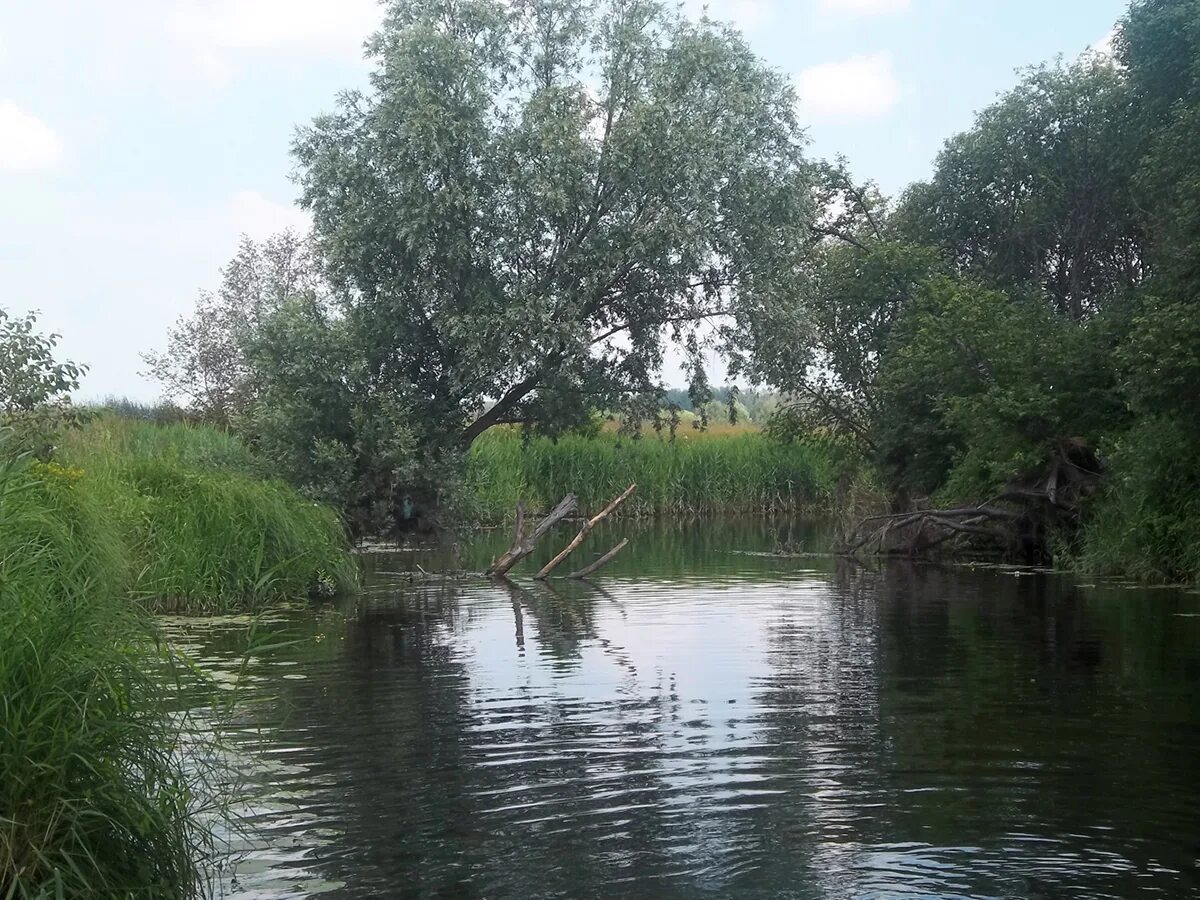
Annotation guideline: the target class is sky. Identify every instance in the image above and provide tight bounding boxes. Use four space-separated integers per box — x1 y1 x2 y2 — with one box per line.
0 0 1128 401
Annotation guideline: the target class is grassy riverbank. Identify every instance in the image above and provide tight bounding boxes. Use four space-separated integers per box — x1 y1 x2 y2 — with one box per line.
54 417 356 612
0 417 357 895
465 429 839 522
0 451 204 898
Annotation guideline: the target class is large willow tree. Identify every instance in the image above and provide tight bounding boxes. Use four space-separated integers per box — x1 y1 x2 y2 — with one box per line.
294 0 810 448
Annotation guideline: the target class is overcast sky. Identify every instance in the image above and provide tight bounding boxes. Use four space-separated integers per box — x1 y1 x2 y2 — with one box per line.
0 0 1126 401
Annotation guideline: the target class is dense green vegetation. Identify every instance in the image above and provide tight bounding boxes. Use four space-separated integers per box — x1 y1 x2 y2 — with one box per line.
145 0 810 532
753 0 1200 582
0 449 206 898
142 0 1200 585
5 1 1200 892
0 324 356 893
466 430 837 522
55 417 357 612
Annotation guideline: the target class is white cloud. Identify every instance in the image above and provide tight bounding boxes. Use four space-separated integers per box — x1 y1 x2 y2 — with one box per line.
817 0 911 15
686 0 772 33
796 53 900 121
0 101 64 172
1090 27 1118 59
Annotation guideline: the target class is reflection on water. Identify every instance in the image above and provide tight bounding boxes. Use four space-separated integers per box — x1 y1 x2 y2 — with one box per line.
180 520 1200 899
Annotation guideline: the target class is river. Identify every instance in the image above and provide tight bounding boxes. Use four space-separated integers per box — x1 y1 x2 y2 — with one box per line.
174 519 1200 898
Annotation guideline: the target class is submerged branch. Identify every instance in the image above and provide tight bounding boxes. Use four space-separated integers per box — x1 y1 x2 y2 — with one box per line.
568 538 630 579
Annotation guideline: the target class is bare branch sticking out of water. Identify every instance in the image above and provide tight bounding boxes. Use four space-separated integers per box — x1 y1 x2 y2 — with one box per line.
536 484 637 580
487 494 579 576
568 538 630 579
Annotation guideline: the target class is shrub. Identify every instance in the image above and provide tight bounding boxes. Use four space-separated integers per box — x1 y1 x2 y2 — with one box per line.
1079 416 1200 584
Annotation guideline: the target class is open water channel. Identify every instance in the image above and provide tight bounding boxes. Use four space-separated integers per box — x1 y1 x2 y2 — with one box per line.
173 520 1200 898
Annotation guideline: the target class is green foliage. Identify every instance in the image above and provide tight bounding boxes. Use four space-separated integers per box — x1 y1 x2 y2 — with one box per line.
143 238 422 532
241 295 419 531
1119 0 1200 123
893 57 1144 321
55 417 357 612
295 0 811 450
757 231 944 446
1119 295 1200 420
141 232 318 426
465 430 838 522
0 309 86 457
1121 0 1200 293
750 0 1200 584
1080 416 1200 583
0 450 206 898
877 278 1126 499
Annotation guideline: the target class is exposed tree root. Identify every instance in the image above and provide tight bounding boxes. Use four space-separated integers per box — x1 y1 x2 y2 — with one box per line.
842 442 1103 563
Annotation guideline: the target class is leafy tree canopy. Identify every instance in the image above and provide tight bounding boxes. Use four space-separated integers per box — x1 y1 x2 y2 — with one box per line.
294 0 812 450
893 58 1145 321
0 308 85 456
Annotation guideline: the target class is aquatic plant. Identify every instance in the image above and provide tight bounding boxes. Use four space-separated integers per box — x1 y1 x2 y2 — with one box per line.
466 430 838 523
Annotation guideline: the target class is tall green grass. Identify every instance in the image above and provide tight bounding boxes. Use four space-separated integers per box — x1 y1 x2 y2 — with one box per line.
54 417 357 613
1 416 358 895
0 452 207 898
465 430 838 522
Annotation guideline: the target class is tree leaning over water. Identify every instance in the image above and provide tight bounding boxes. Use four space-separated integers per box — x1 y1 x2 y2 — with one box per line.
294 0 811 451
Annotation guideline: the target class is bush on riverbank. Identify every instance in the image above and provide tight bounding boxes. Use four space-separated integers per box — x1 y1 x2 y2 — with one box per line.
0 452 205 899
465 430 839 522
1077 418 1200 585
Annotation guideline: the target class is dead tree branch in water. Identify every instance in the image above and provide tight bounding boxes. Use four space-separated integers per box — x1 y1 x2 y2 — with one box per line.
536 484 637 579
569 538 630 579
841 443 1103 563
487 494 578 576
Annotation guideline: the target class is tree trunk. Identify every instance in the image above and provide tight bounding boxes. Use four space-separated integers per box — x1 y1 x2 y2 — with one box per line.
568 538 630 579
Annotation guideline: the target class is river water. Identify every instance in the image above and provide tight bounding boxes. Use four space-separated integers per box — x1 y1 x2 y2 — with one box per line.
177 520 1200 899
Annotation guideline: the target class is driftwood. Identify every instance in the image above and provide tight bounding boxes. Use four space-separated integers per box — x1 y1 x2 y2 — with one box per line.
536 484 637 579
487 493 578 576
841 442 1103 564
568 538 630 579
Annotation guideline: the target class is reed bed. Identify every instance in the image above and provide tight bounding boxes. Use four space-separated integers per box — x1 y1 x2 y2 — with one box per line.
466 430 838 522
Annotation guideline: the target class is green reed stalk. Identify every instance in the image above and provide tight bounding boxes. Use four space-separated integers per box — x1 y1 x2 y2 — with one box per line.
466 430 839 522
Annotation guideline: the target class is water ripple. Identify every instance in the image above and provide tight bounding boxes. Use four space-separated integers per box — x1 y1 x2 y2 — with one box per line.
169 534 1200 899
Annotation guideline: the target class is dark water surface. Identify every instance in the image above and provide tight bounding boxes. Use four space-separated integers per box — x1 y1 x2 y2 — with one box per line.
178 520 1200 899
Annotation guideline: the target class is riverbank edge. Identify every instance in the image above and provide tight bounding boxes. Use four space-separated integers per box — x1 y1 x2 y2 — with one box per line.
1 418 359 897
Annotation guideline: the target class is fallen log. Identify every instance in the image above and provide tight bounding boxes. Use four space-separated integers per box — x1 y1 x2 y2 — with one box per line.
568 538 630 579
487 493 578 576
535 484 637 580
